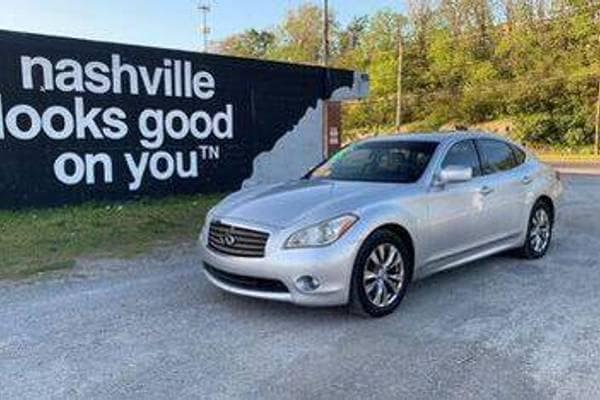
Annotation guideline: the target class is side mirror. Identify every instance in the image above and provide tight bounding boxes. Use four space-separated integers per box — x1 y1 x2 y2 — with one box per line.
438 165 473 184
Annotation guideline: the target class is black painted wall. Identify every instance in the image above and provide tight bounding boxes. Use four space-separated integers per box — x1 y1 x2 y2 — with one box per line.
0 30 355 208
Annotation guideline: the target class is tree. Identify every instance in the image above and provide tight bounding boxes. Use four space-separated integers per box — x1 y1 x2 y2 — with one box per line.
216 1 600 149
268 4 328 64
335 15 369 69
217 29 275 59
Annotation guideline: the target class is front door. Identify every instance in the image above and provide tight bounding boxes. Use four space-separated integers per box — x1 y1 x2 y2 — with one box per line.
423 140 487 266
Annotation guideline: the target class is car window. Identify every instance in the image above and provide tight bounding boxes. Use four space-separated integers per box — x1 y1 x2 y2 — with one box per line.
511 144 527 165
476 139 517 174
308 140 439 183
441 140 481 177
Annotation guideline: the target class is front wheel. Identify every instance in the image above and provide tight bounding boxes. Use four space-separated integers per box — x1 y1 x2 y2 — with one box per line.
349 230 412 318
518 201 553 259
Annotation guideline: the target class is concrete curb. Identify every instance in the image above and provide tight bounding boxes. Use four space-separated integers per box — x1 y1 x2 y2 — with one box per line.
547 161 600 176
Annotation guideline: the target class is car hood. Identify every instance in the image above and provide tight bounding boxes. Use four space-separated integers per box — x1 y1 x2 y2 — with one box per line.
213 179 415 229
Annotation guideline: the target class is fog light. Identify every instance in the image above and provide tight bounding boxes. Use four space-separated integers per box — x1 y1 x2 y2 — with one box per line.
295 275 321 292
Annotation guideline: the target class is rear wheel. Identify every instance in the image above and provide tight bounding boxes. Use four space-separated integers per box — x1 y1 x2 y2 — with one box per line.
349 230 412 318
518 201 553 259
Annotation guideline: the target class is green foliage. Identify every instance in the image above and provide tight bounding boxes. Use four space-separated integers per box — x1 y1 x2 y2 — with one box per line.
218 29 275 59
514 106 592 149
215 1 600 149
513 113 557 144
267 4 326 64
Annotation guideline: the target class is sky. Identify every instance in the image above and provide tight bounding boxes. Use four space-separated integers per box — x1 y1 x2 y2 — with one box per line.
0 0 405 52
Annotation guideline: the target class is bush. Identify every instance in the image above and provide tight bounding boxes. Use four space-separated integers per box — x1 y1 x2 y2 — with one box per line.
564 127 588 148
513 113 555 144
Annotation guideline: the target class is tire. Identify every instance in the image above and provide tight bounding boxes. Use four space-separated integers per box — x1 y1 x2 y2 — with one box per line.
517 200 553 259
349 229 412 318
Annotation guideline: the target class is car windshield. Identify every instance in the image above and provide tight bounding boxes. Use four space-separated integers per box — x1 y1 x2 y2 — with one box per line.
307 140 439 183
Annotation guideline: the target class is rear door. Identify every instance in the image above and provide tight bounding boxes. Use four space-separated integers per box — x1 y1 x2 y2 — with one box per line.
474 139 525 243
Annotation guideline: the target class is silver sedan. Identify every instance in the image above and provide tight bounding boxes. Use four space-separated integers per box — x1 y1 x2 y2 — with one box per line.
199 132 563 317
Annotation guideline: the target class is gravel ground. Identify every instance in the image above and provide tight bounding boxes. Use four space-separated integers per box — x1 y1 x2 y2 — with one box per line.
1 175 599 400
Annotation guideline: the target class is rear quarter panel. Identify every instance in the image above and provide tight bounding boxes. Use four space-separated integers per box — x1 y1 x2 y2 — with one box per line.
522 159 563 232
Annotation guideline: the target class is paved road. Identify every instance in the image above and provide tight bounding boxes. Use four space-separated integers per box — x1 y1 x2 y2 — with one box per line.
2 175 600 400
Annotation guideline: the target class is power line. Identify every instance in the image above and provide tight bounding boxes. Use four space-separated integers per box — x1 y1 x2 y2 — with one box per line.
347 7 599 56
367 64 599 82
343 69 599 108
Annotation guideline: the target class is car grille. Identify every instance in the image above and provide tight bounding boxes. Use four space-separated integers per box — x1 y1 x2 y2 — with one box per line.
207 220 269 258
204 263 289 293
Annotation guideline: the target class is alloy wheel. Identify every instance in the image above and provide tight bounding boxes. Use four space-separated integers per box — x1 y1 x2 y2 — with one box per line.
363 243 405 308
530 208 551 254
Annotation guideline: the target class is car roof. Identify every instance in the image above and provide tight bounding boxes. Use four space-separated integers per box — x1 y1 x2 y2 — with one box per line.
361 131 508 145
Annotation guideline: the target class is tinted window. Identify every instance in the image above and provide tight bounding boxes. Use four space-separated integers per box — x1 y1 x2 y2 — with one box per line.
511 144 527 165
442 140 481 177
477 139 517 174
308 140 439 183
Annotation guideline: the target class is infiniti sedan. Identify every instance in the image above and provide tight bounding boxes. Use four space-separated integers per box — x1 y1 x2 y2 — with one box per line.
199 132 563 317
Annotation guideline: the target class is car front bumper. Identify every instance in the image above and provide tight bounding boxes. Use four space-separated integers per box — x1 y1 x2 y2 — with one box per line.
198 229 361 306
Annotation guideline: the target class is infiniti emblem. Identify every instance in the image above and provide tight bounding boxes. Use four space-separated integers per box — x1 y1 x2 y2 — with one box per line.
223 231 236 246
212 221 237 247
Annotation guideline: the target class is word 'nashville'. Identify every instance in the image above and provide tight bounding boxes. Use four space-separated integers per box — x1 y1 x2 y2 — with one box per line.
20 54 216 99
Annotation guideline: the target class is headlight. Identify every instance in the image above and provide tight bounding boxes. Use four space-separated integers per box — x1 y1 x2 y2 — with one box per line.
284 214 358 249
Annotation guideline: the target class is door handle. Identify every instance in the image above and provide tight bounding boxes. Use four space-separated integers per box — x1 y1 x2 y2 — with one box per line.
521 175 533 185
479 186 494 196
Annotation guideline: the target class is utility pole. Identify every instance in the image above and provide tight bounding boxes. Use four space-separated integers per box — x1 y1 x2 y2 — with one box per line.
596 33 600 156
595 78 599 156
395 21 403 131
323 0 330 66
198 1 211 52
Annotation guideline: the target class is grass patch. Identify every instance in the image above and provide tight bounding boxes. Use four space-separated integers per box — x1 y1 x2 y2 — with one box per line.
537 153 600 163
0 194 223 279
